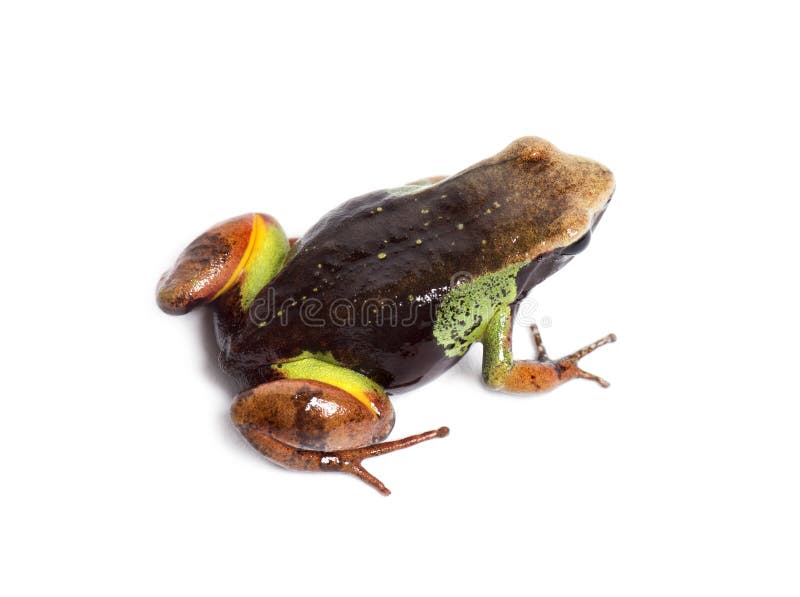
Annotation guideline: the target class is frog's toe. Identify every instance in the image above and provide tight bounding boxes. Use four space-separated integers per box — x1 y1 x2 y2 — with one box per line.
552 333 616 387
570 365 611 388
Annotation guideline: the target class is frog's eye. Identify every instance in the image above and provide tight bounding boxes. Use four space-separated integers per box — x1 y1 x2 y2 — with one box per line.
520 138 554 162
500 136 554 163
157 214 268 315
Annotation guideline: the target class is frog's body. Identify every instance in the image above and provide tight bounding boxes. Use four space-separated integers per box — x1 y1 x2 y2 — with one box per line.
157 137 616 494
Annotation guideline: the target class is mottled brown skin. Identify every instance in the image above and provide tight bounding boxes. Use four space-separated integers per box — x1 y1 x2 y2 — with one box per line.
231 379 394 451
229 380 448 495
157 137 615 494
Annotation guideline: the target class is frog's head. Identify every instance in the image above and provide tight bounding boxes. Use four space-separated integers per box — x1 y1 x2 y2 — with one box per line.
479 136 615 261
157 213 290 315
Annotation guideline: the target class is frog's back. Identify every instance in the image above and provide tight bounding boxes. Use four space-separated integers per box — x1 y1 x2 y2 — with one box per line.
219 140 609 390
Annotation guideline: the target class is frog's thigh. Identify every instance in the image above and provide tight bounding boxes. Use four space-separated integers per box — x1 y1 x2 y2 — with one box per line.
481 305 616 393
157 213 286 314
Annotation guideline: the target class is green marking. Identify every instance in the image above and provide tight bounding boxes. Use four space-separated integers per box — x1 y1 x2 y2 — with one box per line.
433 262 524 357
481 305 514 386
277 350 338 366
273 354 384 413
240 221 290 310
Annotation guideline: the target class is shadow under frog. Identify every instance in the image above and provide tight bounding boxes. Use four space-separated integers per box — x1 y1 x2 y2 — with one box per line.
156 137 616 495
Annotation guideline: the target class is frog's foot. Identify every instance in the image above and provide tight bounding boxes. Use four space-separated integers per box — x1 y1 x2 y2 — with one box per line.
531 324 616 387
313 427 449 495
482 305 616 393
231 378 448 495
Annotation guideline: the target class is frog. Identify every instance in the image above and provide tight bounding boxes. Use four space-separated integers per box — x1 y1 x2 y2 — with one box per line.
156 136 616 495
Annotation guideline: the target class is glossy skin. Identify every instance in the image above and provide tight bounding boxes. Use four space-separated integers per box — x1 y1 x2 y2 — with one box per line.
157 137 616 494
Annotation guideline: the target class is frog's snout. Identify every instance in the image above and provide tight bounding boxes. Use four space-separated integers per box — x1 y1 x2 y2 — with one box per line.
592 192 612 230
578 159 615 222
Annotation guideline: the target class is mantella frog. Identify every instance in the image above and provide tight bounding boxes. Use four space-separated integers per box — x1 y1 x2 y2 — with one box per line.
157 137 616 494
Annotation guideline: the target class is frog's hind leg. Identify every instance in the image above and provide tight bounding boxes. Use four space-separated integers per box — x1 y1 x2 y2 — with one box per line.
482 305 616 393
230 366 448 495
156 213 289 315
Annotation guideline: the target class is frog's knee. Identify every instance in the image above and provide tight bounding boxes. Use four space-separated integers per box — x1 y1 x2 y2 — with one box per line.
231 379 395 451
156 213 288 315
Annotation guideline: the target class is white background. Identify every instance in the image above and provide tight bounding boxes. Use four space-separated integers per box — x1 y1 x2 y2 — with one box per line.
2 1 798 595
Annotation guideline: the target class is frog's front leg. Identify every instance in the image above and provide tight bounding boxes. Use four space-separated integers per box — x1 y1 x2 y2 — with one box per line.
481 305 616 392
231 359 448 495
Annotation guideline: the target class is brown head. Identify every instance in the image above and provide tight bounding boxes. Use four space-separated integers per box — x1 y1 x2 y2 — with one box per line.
460 136 615 264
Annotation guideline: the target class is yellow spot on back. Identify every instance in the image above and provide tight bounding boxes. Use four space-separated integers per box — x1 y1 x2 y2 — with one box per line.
456 223 464 230
376 206 383 212
377 252 387 259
